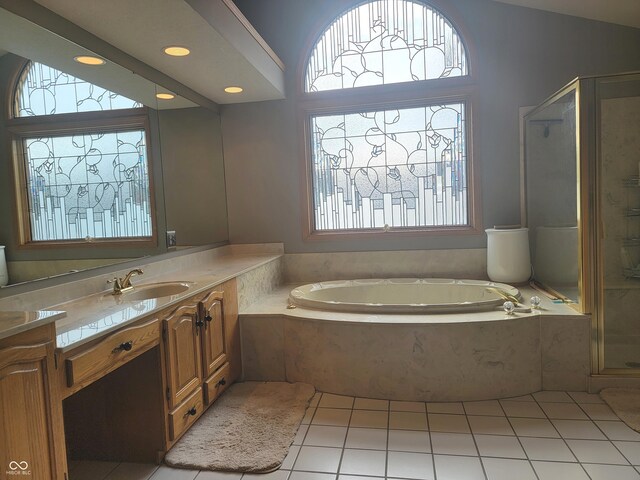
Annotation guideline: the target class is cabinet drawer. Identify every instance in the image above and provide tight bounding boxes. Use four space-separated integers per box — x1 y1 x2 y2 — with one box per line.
168 386 204 441
65 318 159 388
203 362 231 405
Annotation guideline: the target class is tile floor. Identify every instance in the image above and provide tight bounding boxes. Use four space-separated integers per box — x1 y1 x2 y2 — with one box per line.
70 391 640 480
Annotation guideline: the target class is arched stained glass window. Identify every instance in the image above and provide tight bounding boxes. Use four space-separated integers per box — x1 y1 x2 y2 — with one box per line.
302 1 475 235
15 61 140 117
10 61 153 244
305 0 468 92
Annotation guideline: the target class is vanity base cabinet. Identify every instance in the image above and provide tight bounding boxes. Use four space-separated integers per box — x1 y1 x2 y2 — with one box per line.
0 324 66 480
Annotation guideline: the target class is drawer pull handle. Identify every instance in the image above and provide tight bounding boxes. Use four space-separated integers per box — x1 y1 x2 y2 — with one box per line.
113 341 133 353
184 407 197 418
216 378 226 388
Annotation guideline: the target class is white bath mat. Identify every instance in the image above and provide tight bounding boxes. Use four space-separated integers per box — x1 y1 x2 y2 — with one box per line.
165 381 315 472
600 388 640 432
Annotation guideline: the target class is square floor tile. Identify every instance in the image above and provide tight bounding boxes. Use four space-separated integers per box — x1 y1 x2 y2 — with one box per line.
312 408 351 427
531 461 589 480
349 410 388 429
302 408 316 424
580 403 619 421
615 441 640 465
464 400 504 416
293 425 309 445
389 411 428 430
289 473 335 480
431 432 477 456
568 392 604 404
388 430 431 453
338 476 381 480
532 391 574 403
150 466 199 480
304 425 348 447
433 455 484 480
428 413 470 433
596 421 640 441
353 398 389 411
519 437 576 461
468 415 514 435
503 394 535 402
509 417 559 438
310 393 322 407
474 434 526 459
71 461 120 480
426 402 465 414
390 401 426 412
539 402 588 420
582 464 640 480
242 472 289 480
481 458 536 480
294 446 343 473
344 427 387 450
319 393 354 409
500 401 545 418
282 446 301 470
387 451 434 480
339 449 386 476
105 463 159 480
195 472 243 480
551 419 606 440
566 439 629 465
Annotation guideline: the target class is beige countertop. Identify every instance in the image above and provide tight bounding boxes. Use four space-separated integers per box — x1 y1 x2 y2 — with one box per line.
0 310 67 341
53 253 281 352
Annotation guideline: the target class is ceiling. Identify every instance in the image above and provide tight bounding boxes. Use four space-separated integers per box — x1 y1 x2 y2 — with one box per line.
492 0 640 29
33 0 285 104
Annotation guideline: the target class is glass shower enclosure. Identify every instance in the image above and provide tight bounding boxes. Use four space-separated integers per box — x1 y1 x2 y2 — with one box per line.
524 71 640 376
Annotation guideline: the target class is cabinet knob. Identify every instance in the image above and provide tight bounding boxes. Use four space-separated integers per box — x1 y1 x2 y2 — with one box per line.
216 378 226 387
113 341 133 353
205 314 212 322
195 319 204 328
184 407 197 418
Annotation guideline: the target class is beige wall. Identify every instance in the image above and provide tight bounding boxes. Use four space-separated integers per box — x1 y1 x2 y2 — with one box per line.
224 0 640 253
158 107 229 246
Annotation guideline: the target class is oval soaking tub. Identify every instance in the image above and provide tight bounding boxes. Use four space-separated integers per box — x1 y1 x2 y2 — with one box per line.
289 278 520 314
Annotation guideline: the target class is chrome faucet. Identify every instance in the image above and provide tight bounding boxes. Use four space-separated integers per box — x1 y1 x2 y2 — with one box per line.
108 268 144 295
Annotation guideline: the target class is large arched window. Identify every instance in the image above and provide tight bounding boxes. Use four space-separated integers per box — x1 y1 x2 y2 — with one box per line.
8 61 154 245
301 0 476 237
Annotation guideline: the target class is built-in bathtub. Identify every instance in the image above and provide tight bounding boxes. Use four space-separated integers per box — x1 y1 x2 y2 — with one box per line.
240 274 591 401
289 278 520 314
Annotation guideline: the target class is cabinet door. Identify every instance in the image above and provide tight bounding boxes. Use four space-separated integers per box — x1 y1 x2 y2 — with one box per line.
164 305 202 408
0 337 64 480
200 291 227 379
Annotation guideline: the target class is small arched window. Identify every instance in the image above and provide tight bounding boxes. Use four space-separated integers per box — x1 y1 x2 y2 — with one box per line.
301 0 476 237
8 61 154 245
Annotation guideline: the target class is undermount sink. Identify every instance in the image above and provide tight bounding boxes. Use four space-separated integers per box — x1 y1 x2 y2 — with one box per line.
104 282 192 301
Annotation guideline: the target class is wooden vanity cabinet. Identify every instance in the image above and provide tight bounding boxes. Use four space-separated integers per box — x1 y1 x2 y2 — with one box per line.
161 278 239 444
163 305 203 409
0 324 67 480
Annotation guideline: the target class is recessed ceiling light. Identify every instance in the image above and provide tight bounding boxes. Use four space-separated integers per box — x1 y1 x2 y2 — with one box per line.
163 46 191 57
156 93 175 100
74 55 106 66
224 86 243 94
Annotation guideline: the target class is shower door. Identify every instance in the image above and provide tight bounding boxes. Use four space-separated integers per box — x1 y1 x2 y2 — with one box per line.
596 73 640 373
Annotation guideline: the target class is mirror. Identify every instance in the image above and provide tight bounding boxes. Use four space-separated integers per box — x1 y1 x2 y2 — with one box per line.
0 7 229 287
524 86 580 304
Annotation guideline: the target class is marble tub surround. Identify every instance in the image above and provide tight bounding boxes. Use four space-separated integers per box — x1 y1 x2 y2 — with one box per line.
0 310 66 340
283 249 487 283
240 286 591 401
236 256 284 312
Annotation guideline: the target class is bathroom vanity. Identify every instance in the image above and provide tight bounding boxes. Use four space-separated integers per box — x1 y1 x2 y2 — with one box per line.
0 246 282 480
